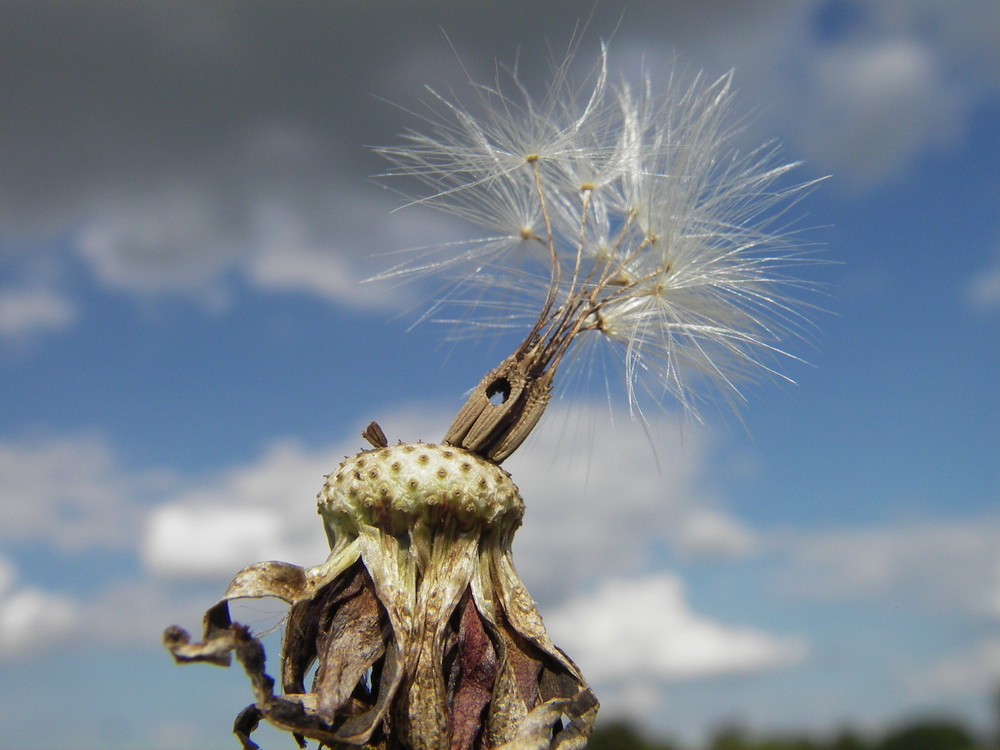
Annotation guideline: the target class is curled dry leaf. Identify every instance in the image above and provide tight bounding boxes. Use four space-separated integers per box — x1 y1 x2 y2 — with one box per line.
164 442 597 749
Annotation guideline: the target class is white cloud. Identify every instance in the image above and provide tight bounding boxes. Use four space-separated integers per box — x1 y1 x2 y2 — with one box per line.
0 434 153 552
241 188 416 309
0 286 75 340
775 518 1000 618
74 173 423 310
141 438 349 578
545 573 807 685
866 1 1000 81
967 258 1000 313
0 556 78 659
705 2 1000 186
674 508 759 558
144 505 305 579
505 403 757 601
76 184 242 294
247 242 375 307
792 37 965 184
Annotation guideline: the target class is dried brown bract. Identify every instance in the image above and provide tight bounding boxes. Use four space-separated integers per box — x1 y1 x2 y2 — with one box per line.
165 441 597 749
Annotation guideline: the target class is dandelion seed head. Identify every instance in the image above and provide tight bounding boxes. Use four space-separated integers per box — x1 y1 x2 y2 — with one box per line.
375 44 823 451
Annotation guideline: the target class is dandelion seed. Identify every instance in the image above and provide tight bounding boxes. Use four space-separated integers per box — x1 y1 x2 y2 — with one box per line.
377 46 822 459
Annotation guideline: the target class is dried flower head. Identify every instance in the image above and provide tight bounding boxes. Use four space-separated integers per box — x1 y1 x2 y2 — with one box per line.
377 46 820 460
166 439 596 749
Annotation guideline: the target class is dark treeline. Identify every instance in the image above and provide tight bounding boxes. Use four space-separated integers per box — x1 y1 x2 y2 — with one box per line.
587 717 994 750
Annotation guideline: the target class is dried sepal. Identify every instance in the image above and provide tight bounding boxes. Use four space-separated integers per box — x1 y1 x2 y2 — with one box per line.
443 352 556 463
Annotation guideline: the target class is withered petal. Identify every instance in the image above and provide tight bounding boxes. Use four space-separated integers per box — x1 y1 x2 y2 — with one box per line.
231 620 400 748
499 626 543 711
281 597 320 695
331 643 402 745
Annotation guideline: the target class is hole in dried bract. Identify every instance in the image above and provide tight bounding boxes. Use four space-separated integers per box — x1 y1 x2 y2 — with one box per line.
486 377 511 406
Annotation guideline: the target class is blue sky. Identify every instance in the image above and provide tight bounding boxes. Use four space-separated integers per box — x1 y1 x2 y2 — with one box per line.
1 2 999 748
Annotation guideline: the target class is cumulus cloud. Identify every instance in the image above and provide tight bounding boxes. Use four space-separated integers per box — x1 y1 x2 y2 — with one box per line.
865 1 1000 80
545 573 807 685
76 185 242 294
673 508 759 558
0 286 75 340
0 556 78 659
75 172 414 310
0 434 155 552
141 438 337 577
240 186 436 309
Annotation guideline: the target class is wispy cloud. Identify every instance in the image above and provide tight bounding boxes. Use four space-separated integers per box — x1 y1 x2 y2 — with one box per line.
913 636 1000 697
774 519 1000 619
0 286 75 341
0 434 160 552
966 253 1000 313
790 38 966 184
